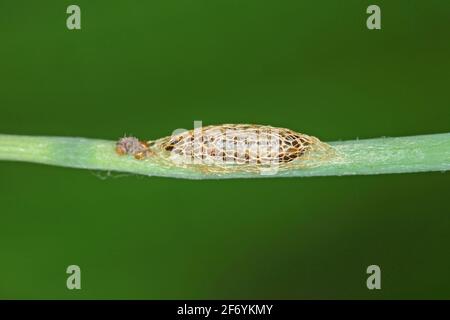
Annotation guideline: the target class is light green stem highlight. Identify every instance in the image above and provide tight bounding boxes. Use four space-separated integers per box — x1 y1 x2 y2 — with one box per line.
0 133 449 179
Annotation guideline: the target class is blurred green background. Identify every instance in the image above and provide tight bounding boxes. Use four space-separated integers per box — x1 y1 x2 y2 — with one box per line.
0 0 449 299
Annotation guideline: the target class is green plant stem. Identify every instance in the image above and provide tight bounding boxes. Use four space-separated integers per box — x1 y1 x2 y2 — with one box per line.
0 133 449 179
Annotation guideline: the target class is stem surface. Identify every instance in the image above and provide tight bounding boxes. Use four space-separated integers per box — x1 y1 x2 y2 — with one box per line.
0 133 449 179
